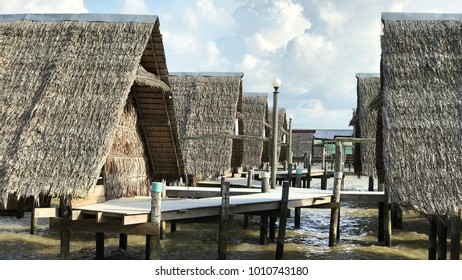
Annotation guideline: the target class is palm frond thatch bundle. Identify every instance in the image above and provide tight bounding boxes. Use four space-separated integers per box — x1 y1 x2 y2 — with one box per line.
381 12 462 215
170 73 243 181
0 14 181 206
264 108 287 164
291 130 315 160
353 73 379 178
241 93 268 170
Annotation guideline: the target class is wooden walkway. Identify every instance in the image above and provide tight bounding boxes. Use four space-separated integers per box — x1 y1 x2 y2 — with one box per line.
69 187 333 222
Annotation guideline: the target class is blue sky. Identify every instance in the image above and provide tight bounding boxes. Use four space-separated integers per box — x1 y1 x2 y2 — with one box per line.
2 0 462 129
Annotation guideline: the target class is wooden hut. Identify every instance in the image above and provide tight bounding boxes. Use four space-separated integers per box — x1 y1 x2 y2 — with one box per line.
291 129 315 162
262 108 288 166
169 72 244 183
381 12 462 217
351 73 379 178
0 14 183 212
241 93 269 170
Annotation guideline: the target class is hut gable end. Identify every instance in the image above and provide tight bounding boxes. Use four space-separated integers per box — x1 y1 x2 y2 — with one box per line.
0 14 181 206
381 12 462 216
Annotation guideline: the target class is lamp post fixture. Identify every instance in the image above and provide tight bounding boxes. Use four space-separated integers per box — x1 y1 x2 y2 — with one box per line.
271 78 281 189
288 114 293 167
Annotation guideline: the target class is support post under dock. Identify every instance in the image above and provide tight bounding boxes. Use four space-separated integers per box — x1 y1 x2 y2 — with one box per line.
275 181 290 260
218 181 230 260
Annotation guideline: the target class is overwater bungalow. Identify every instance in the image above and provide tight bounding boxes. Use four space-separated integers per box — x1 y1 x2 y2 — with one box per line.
241 93 269 171
0 14 183 213
380 12 462 259
291 129 315 162
351 73 380 179
169 72 244 184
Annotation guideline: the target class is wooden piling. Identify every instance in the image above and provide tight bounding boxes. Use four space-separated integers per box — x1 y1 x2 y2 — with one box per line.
294 207 301 229
261 171 270 193
119 234 128 250
368 176 374 191
450 215 460 260
428 215 437 260
96 232 105 260
295 169 302 188
30 201 37 235
170 221 177 233
260 214 269 245
437 215 447 260
259 171 270 243
247 169 254 188
392 203 403 229
383 184 392 247
59 195 71 260
269 217 276 239
275 181 290 259
329 141 342 246
146 182 162 260
377 181 385 243
218 181 230 260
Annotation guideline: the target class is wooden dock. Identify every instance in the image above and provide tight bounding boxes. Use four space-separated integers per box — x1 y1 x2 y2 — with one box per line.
42 174 387 260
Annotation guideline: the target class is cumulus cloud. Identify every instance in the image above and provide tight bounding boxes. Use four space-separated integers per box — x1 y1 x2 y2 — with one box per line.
4 0 462 129
0 0 87 13
120 0 151 14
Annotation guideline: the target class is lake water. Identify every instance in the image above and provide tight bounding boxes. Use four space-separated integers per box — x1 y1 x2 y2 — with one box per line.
0 174 439 260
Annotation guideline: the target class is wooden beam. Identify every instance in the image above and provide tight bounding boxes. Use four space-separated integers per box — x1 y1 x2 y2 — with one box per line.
34 207 58 218
181 134 271 142
49 218 160 235
123 214 150 225
137 118 170 126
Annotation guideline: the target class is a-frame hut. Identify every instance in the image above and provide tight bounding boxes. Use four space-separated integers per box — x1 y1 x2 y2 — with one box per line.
169 72 243 183
262 108 287 166
352 73 379 178
381 12 462 217
0 14 183 212
241 93 268 170
291 129 315 162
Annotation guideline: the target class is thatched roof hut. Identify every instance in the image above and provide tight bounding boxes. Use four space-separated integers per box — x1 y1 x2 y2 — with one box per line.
0 14 183 207
381 12 462 216
169 72 243 182
291 129 315 161
262 108 288 164
352 73 379 178
241 93 269 170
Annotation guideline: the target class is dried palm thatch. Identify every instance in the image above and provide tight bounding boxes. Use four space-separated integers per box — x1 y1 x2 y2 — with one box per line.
0 14 182 207
353 73 379 178
231 81 244 170
381 12 462 216
263 108 287 165
291 129 315 161
170 73 243 182
241 93 268 170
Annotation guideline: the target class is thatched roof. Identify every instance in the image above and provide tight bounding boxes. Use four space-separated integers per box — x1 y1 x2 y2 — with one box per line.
353 73 379 178
241 93 268 170
381 12 462 216
291 129 315 159
169 72 243 181
263 108 287 164
0 14 183 205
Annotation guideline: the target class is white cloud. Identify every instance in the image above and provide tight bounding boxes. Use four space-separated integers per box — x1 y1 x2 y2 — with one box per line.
205 41 231 70
0 0 87 13
120 0 151 14
292 99 352 129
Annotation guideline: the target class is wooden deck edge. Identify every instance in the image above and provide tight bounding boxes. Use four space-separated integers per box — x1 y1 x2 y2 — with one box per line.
34 207 58 218
49 217 159 235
